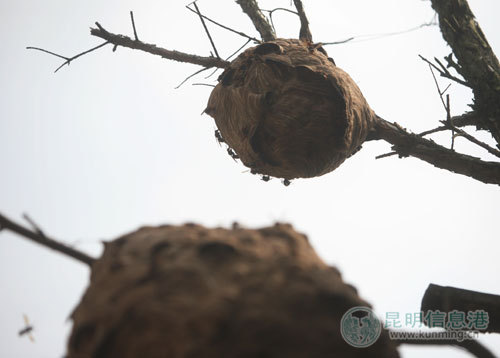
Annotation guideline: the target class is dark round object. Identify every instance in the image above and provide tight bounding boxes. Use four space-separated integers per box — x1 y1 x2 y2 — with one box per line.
205 39 376 179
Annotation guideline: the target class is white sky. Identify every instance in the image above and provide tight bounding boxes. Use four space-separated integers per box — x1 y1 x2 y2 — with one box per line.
1 0 499 357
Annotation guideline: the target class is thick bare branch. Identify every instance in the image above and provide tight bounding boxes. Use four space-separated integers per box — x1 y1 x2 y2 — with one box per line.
422 284 500 334
292 0 312 42
90 23 229 68
373 117 500 185
236 0 276 42
431 0 500 144
0 212 95 266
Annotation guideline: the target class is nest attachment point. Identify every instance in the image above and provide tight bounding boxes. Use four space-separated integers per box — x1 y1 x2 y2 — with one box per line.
205 39 376 180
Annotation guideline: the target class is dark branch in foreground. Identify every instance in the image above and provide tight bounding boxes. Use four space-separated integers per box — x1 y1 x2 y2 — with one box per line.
90 22 229 68
373 117 500 185
0 212 95 266
422 284 500 334
292 0 312 42
236 0 276 42
394 335 495 358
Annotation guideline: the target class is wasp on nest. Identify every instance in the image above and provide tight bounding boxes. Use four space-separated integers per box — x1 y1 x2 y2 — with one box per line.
205 38 376 181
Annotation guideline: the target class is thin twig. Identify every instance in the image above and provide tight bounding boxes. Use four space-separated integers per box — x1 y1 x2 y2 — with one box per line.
373 117 500 186
419 55 470 87
323 18 437 46
446 94 455 150
375 152 398 160
191 2 220 59
236 0 276 42
426 65 499 156
322 37 355 46
185 5 260 43
130 11 139 41
178 38 252 88
418 112 483 137
175 67 211 89
428 64 448 111
27 42 110 73
0 212 95 266
292 0 312 42
192 83 216 87
443 122 500 158
261 8 298 34
226 38 252 61
90 22 229 68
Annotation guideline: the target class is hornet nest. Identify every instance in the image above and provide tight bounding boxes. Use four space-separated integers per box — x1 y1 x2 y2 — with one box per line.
205 38 377 180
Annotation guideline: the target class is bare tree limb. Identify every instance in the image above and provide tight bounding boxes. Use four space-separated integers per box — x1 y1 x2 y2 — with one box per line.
27 42 109 73
421 284 500 334
292 0 312 42
0 212 95 266
261 8 297 35
431 0 500 145
90 22 229 68
236 0 276 42
373 117 500 185
185 6 260 43
129 11 139 41
192 2 220 59
418 112 485 137
419 55 470 88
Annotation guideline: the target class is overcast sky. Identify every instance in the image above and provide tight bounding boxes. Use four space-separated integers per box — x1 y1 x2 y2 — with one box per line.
1 0 499 357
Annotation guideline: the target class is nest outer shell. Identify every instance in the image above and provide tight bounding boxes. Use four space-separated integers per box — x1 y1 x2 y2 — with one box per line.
67 223 399 358
205 38 376 179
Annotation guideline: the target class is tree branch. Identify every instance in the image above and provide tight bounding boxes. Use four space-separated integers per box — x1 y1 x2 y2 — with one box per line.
0 212 95 266
421 284 500 334
292 0 312 42
431 0 500 145
27 42 110 73
236 0 276 42
418 111 483 136
90 22 229 68
373 117 500 185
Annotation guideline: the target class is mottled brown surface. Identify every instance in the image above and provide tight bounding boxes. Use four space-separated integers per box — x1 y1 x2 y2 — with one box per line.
205 39 376 179
67 223 398 358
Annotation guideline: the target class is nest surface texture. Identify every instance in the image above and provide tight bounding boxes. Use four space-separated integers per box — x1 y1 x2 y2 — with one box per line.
67 223 398 358
206 38 376 179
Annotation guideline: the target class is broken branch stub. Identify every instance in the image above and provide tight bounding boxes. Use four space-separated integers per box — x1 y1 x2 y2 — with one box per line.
205 39 376 179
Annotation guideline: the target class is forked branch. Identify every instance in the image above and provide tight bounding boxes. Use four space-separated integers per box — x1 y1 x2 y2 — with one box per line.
373 117 500 185
236 0 276 42
431 0 500 144
90 22 229 68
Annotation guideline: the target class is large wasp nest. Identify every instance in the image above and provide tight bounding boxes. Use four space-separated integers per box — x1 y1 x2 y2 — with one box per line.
205 39 376 179
67 223 398 358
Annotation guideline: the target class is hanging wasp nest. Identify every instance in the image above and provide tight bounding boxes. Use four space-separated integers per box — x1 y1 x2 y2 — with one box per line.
67 223 398 358
205 38 376 180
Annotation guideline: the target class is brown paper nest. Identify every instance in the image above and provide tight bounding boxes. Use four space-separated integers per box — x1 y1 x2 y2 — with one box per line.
67 223 398 358
205 39 376 180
